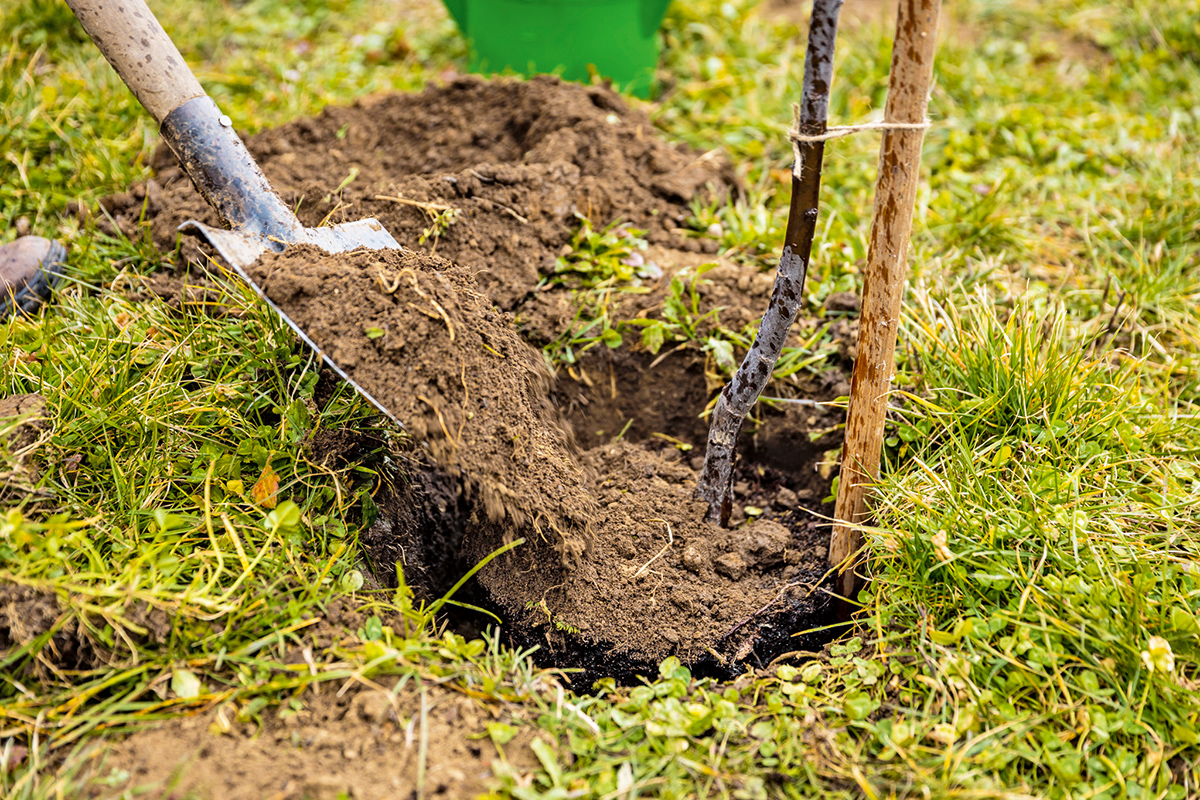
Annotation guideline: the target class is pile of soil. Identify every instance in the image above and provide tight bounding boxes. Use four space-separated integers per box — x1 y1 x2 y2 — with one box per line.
245 244 836 678
250 245 595 552
107 75 854 678
104 75 735 313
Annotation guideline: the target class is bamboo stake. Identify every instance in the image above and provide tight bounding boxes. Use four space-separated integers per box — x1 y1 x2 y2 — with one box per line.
830 0 941 597
696 0 845 524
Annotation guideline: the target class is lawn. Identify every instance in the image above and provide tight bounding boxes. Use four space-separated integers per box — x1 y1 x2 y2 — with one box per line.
2 0 1199 797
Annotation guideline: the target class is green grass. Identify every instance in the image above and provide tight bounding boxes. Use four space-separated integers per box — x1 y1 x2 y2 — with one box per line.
2 0 1200 797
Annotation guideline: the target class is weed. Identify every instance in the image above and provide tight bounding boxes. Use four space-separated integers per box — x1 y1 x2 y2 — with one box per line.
549 216 652 289
417 207 460 249
540 284 625 367
624 262 721 356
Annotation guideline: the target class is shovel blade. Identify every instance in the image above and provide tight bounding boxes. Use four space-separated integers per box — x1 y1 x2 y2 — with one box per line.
178 217 401 270
305 217 403 255
177 217 406 429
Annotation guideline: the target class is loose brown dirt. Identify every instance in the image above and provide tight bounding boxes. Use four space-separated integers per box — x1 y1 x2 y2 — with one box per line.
105 75 853 675
0 392 52 503
241 242 840 678
87 680 539 800
104 74 734 312
0 582 98 682
248 244 597 555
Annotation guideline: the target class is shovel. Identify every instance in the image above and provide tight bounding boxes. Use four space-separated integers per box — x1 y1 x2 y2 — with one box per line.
65 0 404 424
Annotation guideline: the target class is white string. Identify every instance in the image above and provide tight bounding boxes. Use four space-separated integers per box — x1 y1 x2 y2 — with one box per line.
789 101 932 177
789 120 932 144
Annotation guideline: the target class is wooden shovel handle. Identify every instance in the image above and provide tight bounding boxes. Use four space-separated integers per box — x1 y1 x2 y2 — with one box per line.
64 0 205 123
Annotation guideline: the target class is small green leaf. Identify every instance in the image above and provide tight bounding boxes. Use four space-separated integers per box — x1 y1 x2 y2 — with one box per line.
341 569 365 592
659 656 682 678
153 510 189 532
365 327 385 339
263 500 302 534
530 738 562 787
487 722 518 746
359 614 382 641
1172 607 1199 633
685 710 714 736
842 691 877 721
707 337 735 370
1173 724 1199 746
642 323 665 354
930 617 974 645
750 720 775 739
171 668 202 700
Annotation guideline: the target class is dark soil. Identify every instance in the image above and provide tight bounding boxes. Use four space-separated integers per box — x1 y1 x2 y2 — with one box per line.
250 244 596 562
105 75 855 680
0 582 98 681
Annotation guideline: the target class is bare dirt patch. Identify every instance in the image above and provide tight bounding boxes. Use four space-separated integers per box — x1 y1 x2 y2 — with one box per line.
104 74 734 312
87 681 536 800
0 582 98 682
0 393 53 503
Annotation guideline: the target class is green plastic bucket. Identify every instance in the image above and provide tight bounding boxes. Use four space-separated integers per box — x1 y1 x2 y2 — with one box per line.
441 0 673 97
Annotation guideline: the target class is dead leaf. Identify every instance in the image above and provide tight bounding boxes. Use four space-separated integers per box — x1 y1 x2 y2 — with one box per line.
252 462 279 508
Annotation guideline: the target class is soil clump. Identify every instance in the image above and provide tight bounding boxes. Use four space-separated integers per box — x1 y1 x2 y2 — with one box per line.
0 582 98 681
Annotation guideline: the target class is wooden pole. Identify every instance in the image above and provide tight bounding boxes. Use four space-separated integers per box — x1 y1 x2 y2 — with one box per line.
829 0 941 598
696 0 845 524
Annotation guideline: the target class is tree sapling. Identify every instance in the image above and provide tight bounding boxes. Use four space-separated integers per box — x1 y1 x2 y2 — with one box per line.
696 0 845 524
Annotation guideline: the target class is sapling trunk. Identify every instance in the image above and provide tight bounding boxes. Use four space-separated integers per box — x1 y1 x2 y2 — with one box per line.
829 0 941 597
695 0 845 524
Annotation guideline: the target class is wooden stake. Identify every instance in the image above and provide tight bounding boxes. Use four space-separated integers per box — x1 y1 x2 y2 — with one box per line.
829 0 941 597
696 0 845 524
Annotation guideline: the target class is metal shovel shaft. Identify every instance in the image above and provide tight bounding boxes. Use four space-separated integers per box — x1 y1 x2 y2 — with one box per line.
157 93 402 261
65 0 404 425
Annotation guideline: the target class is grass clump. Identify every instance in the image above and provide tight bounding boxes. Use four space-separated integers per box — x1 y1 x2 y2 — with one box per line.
857 301 1200 795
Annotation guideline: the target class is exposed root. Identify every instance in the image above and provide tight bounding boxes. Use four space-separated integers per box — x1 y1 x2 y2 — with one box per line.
376 267 456 342
479 197 528 224
630 520 674 579
374 194 457 215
